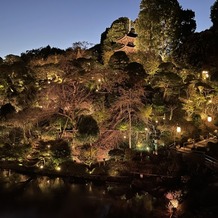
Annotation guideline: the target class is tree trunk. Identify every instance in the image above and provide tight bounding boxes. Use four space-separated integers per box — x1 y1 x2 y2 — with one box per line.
23 125 28 144
135 131 139 146
169 107 173 121
128 105 132 149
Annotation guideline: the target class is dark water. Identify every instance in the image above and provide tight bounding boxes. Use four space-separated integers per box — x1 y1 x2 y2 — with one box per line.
0 170 168 218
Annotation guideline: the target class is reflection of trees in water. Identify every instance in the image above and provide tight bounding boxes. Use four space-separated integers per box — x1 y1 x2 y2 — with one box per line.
23 177 65 197
0 169 29 183
0 172 168 218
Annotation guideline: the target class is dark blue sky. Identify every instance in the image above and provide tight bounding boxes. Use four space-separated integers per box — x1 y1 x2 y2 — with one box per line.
0 0 215 58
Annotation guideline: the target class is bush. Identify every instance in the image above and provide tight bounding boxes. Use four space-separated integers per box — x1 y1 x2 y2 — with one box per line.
0 143 30 160
50 139 71 159
77 115 99 136
8 127 23 145
124 148 136 161
108 148 124 161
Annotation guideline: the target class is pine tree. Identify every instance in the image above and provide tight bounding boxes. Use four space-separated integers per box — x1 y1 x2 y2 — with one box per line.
100 17 131 64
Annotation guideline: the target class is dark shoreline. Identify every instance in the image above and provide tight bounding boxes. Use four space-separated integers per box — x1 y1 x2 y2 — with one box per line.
0 160 136 185
0 159 179 197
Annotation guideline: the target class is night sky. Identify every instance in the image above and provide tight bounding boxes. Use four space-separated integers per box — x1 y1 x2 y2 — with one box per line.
0 0 215 58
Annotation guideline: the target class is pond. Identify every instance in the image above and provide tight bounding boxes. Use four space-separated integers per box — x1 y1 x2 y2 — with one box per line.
0 169 169 218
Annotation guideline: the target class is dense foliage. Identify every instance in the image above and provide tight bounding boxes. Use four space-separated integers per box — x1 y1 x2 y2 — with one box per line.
0 0 217 166
135 0 196 59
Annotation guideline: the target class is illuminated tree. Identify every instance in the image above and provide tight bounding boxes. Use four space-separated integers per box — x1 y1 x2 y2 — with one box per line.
0 60 37 110
136 0 180 57
90 67 148 149
135 0 196 58
101 17 132 64
130 50 162 74
56 81 92 132
2 107 46 144
179 81 214 122
151 66 182 101
110 84 146 149
87 68 126 147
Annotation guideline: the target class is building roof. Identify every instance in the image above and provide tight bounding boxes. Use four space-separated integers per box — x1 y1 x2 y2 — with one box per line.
115 45 136 53
116 35 136 45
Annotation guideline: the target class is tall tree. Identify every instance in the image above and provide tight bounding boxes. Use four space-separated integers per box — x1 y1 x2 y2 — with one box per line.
110 84 146 149
135 0 180 58
135 0 196 59
178 9 196 43
211 0 218 29
172 29 218 70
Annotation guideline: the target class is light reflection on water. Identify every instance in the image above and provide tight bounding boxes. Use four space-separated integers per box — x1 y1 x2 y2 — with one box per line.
0 170 167 218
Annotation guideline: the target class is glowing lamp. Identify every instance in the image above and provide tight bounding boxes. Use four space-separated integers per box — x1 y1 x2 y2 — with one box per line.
170 199 179 208
146 146 150 152
56 166 61 171
207 116 212 122
176 126 181 133
202 70 209 80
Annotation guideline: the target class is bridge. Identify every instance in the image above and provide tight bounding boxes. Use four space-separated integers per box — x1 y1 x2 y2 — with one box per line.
173 137 218 171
